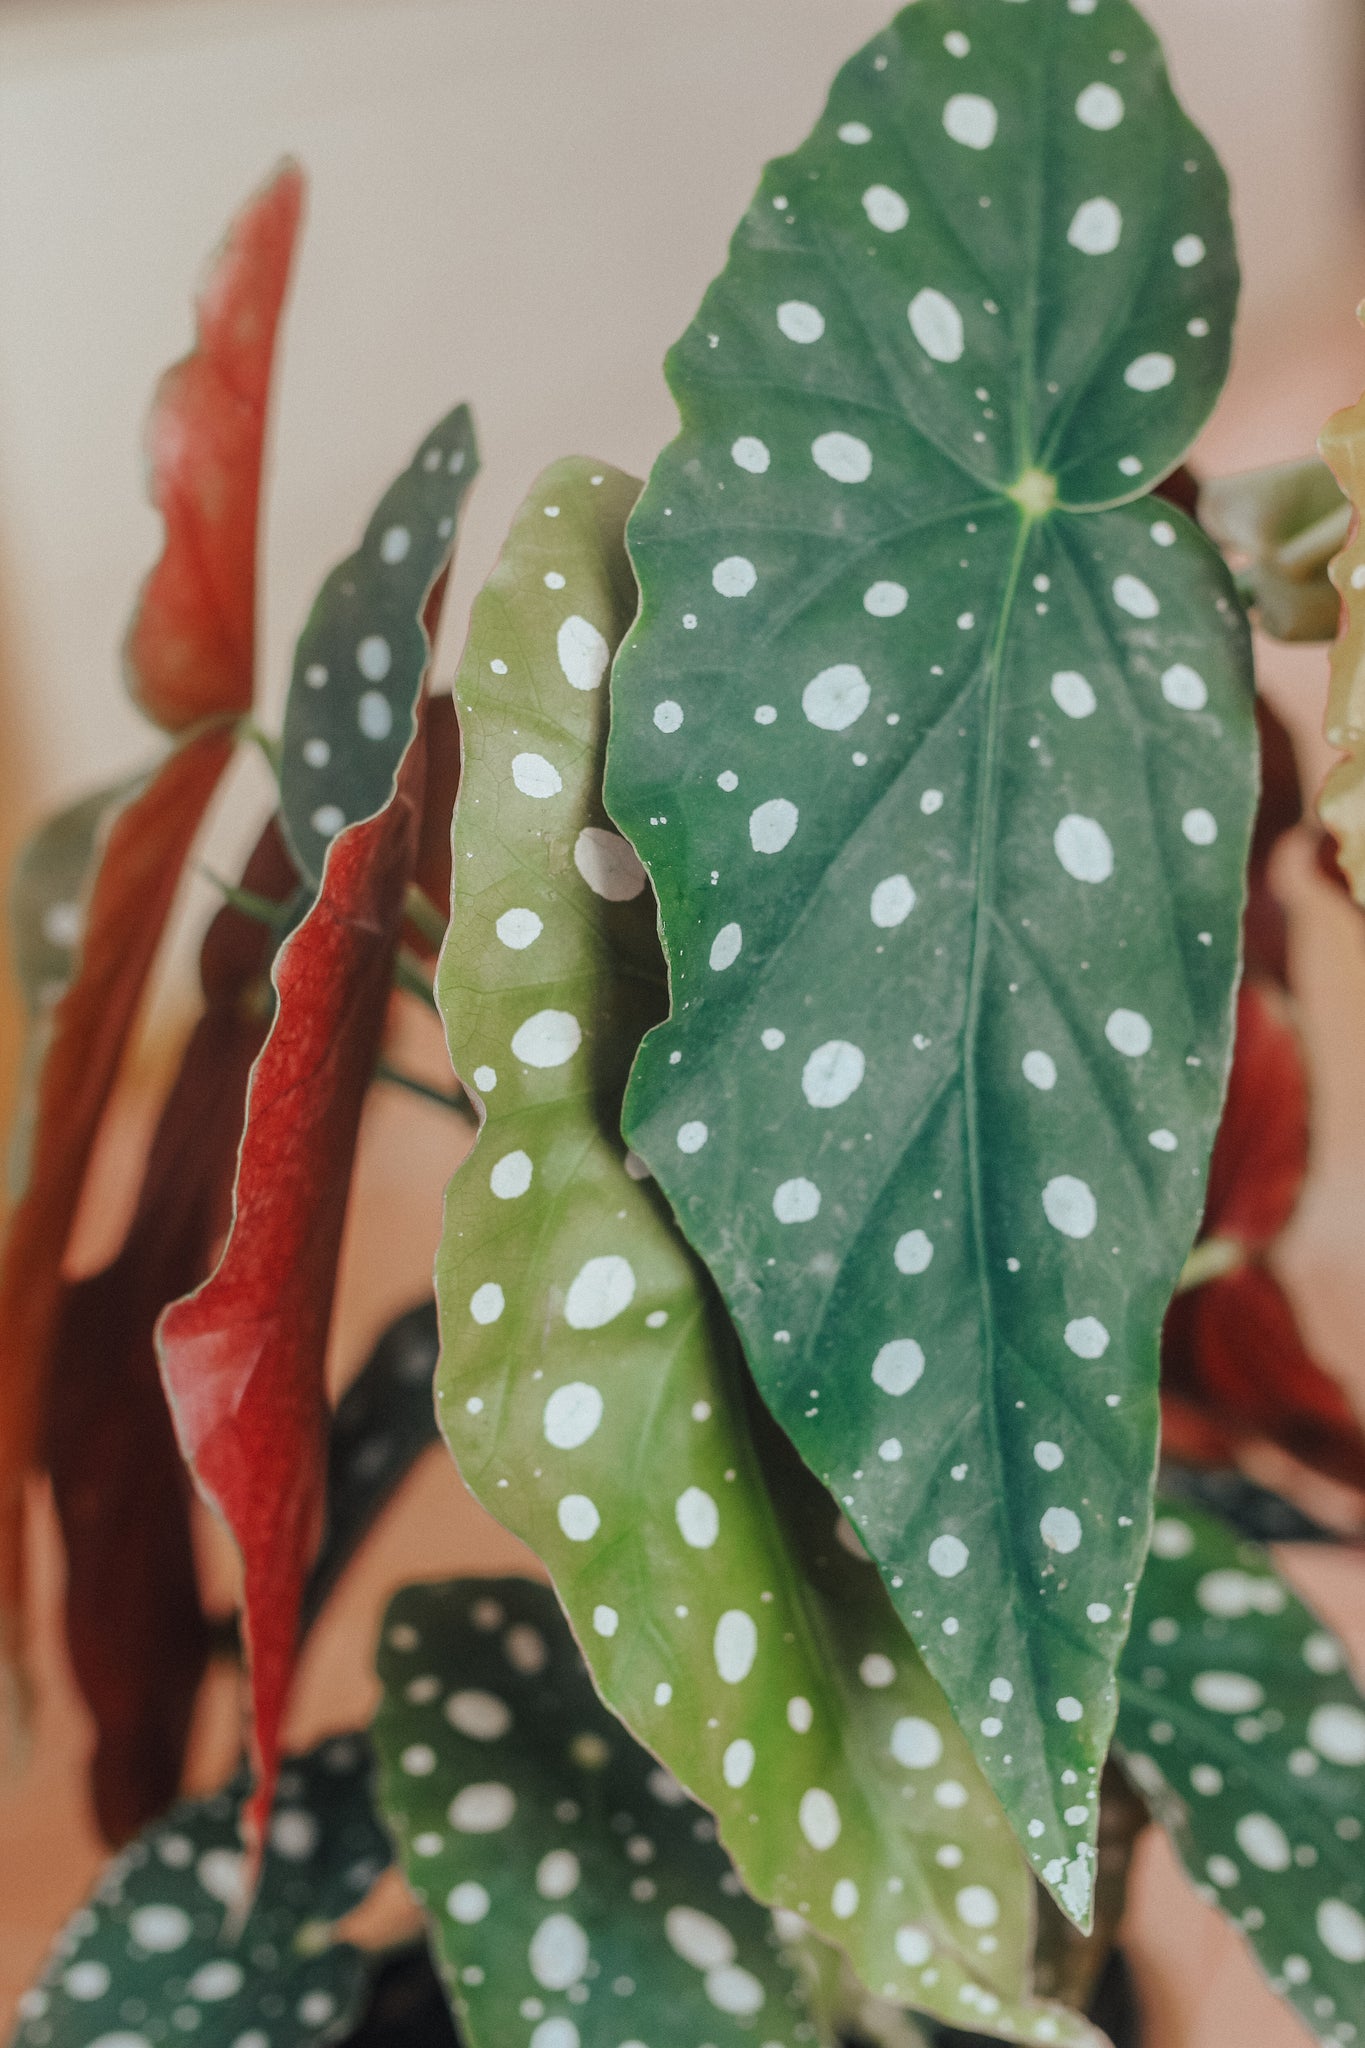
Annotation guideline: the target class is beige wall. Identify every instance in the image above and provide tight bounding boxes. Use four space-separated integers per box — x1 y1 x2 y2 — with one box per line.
0 0 1361 818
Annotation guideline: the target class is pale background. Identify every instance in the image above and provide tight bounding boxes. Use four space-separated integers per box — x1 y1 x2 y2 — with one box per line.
2 2 1365 2044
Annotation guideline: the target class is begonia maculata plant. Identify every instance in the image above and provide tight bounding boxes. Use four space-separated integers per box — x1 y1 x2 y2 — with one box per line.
6 7 1365 2048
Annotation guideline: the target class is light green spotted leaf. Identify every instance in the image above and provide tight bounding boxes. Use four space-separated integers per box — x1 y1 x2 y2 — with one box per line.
1116 1503 1365 2048
432 458 1098 2044
373 1577 827 2048
603 0 1258 1915
9 1737 390 2048
279 406 477 886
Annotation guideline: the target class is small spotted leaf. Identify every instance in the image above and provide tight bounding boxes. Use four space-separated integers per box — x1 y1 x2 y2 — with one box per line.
279 407 478 887
603 0 1258 1914
374 1576 828 2048
432 461 1095 2043
11 1736 390 2048
1116 1503 1365 2045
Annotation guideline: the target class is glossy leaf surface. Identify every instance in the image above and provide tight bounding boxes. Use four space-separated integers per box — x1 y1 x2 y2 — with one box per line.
433 462 1091 2041
124 160 302 730
279 409 477 888
374 1577 824 2048
604 0 1257 1903
10 1737 389 2048
46 821 298 1843
158 735 425 1865
1321 339 1365 900
300 1302 442 1637
1116 1502 1365 2045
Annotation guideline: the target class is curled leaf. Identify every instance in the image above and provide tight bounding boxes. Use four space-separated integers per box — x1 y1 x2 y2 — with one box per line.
125 160 303 730
157 737 425 1867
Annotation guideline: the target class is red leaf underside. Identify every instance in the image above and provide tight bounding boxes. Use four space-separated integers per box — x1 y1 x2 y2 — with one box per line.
1203 980 1309 1250
124 162 303 733
0 732 231 1676
46 823 297 1842
1165 1266 1365 1495
157 741 425 1861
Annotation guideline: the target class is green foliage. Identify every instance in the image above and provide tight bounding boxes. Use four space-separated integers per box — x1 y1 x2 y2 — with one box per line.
373 1577 823 2048
604 0 1257 1911
431 460 1094 2042
1116 1502 1365 2046
10 1739 389 2048
1201 458 1348 643
279 407 478 887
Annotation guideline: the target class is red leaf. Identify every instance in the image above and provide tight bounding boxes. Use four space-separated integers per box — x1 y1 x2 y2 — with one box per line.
125 162 303 732
1164 1265 1365 1494
410 693 460 950
45 824 297 1842
1243 699 1302 987
1203 981 1308 1250
0 734 230 1695
157 740 426 1863
0 166 299 1719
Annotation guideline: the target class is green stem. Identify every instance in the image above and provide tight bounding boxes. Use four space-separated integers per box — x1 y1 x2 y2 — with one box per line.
375 1059 475 1125
240 716 283 779
200 868 294 931
404 883 449 953
1175 1235 1246 1295
394 947 439 1012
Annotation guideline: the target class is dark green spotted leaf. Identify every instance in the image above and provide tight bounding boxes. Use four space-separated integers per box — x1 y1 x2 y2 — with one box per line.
280 407 477 886
9 1737 390 2048
1115 1502 1365 2046
374 1576 829 2048
300 1303 442 1637
603 0 1258 1914
432 461 1095 2043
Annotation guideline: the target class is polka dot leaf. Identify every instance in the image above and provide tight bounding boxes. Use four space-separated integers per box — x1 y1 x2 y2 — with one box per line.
1116 1504 1365 2045
11 1737 390 2048
279 405 478 887
432 460 1097 2043
602 0 1258 1916
374 1576 820 2048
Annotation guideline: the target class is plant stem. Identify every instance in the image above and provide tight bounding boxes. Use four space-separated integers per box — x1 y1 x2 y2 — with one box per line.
1174 1234 1245 1295
394 947 439 1012
375 1059 475 1126
404 883 448 952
